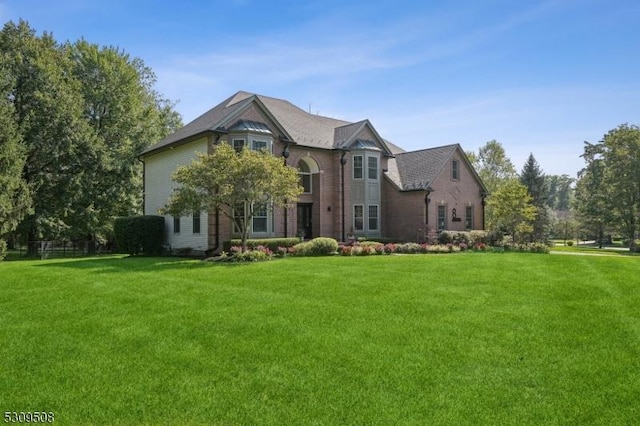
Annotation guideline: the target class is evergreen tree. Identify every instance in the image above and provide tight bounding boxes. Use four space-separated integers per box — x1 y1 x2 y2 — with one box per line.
520 153 550 242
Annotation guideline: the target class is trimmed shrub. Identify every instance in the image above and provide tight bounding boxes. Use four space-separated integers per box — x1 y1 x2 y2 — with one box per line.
396 243 422 254
308 237 339 255
439 230 472 245
291 241 314 256
356 237 397 244
566 240 574 246
114 215 164 256
359 241 384 250
0 238 6 261
223 237 300 252
470 230 489 245
290 238 339 256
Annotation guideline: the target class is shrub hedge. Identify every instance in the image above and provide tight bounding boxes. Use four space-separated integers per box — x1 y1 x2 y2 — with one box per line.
114 215 164 256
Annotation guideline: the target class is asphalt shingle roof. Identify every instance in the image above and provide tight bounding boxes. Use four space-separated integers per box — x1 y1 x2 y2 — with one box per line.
388 144 459 191
140 92 479 193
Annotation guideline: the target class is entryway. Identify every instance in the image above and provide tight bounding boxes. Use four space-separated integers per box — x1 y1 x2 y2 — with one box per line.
297 203 313 240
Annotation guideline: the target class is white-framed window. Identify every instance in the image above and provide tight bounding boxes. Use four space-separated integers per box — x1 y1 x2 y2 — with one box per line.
368 205 379 231
353 155 363 179
452 159 460 180
251 139 269 152
173 216 181 234
232 138 245 153
368 156 378 180
298 160 312 194
465 205 473 230
193 209 201 234
354 205 364 231
437 205 447 231
252 203 268 233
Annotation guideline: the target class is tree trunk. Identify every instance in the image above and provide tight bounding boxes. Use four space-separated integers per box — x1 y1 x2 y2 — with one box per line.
87 234 96 255
27 227 38 257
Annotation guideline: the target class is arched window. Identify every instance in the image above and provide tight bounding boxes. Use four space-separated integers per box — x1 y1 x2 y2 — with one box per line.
298 159 312 194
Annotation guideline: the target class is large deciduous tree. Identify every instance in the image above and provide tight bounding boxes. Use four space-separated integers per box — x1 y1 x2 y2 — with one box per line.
162 143 303 252
578 125 640 251
0 20 97 250
68 40 182 243
573 142 612 248
546 174 574 211
0 20 182 251
0 66 31 257
468 139 517 230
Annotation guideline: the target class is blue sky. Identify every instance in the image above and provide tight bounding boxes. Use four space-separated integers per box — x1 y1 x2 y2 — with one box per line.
2 0 639 176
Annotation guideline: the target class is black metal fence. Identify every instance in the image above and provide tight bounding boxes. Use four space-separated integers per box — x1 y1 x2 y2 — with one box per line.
17 241 113 259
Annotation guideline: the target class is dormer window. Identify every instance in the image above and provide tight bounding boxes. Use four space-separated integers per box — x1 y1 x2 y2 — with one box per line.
251 139 269 152
232 138 245 152
227 120 273 153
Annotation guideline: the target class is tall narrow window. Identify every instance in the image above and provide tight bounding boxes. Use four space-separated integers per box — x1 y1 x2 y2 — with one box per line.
193 209 201 234
353 155 363 179
452 159 460 180
233 203 245 233
368 205 379 231
252 203 268 233
232 138 245 153
465 206 473 230
173 216 181 234
437 205 447 231
368 156 378 180
354 205 364 231
298 160 312 194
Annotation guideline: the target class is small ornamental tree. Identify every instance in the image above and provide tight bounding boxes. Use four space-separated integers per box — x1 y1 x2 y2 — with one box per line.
488 178 538 243
162 143 303 252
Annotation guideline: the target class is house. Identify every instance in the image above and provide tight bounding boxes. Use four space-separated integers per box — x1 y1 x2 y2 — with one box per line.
139 91 488 253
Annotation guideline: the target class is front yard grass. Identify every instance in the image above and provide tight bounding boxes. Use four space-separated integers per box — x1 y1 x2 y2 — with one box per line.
1 253 639 424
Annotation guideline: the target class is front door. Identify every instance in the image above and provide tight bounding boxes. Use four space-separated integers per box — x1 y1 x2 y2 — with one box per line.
297 203 312 239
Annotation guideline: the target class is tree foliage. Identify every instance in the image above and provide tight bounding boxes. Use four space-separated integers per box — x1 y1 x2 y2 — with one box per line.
520 153 550 242
67 40 181 239
0 20 97 244
162 143 303 251
0 20 181 248
0 65 31 252
468 140 518 230
487 179 537 242
576 124 640 251
546 174 574 211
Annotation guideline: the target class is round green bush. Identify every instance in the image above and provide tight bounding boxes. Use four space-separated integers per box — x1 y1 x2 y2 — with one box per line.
309 237 339 255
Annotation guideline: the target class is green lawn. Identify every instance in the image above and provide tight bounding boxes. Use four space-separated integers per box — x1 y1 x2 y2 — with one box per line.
1 253 639 425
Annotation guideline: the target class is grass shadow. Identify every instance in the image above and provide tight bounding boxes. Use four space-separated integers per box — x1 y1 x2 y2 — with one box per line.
31 254 274 273
33 255 212 273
